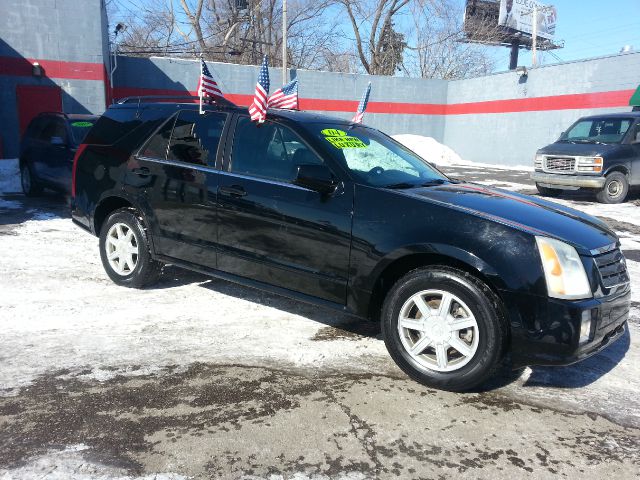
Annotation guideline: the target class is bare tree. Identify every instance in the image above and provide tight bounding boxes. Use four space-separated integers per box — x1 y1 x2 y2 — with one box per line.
338 0 410 75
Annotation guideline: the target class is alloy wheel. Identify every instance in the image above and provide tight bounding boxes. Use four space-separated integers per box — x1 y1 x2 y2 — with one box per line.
397 289 479 372
105 222 139 276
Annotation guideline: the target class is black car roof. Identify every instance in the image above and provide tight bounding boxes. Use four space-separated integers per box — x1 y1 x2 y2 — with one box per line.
35 112 99 121
579 111 640 120
112 98 353 125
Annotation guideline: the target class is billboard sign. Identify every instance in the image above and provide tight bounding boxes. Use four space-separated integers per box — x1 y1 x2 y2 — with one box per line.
498 0 557 40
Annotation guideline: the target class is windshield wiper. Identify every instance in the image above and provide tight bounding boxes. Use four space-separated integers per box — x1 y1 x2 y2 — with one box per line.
383 182 419 189
420 179 447 186
569 139 604 145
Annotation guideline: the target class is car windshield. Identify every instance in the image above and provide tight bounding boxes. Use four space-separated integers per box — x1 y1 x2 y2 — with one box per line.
70 119 97 144
304 123 449 188
560 117 633 144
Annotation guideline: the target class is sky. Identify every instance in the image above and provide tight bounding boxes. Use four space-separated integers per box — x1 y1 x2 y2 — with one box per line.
483 0 640 71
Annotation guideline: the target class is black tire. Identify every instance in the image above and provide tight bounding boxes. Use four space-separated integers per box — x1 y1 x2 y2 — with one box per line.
596 172 629 204
535 183 561 197
20 162 43 196
99 208 162 288
381 266 507 392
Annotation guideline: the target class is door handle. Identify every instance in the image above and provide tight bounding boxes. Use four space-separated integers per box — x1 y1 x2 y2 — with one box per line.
131 167 150 176
219 185 247 197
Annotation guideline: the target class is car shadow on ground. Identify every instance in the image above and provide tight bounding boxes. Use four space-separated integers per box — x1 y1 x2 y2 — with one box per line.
0 192 69 226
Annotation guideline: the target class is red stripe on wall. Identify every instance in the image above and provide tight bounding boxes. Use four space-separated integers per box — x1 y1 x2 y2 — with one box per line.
0 56 105 81
112 86 635 116
446 89 637 115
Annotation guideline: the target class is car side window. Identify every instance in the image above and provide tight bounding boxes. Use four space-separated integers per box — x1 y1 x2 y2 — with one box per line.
230 116 323 182
167 110 226 167
140 115 176 159
39 117 67 143
25 117 45 140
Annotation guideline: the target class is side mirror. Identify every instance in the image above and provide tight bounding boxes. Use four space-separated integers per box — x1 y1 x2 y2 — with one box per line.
294 164 337 194
51 136 66 146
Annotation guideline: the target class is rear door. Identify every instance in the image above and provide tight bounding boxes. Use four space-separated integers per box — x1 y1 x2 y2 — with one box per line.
130 109 229 268
217 116 353 304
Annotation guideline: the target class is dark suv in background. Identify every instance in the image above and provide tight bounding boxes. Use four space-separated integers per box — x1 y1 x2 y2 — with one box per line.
20 112 97 195
532 112 640 203
71 97 630 391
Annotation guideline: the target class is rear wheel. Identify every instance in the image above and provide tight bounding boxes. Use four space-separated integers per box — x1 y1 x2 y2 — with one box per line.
596 172 628 204
99 208 162 288
535 183 561 197
21 163 43 196
381 266 507 392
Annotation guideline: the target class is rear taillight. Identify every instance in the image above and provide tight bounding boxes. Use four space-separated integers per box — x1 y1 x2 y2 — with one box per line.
71 143 88 198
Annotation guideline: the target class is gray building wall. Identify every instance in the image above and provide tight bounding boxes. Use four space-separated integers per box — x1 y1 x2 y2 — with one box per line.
0 0 108 158
112 56 449 141
444 52 640 165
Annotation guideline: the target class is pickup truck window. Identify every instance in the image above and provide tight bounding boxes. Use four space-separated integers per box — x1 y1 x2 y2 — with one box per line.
561 117 633 144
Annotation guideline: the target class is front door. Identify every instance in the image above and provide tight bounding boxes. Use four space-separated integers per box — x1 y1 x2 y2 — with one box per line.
126 110 228 268
217 116 353 304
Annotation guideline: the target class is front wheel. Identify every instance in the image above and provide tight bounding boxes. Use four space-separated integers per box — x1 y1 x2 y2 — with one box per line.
99 208 162 288
21 163 43 196
381 266 507 392
596 172 629 204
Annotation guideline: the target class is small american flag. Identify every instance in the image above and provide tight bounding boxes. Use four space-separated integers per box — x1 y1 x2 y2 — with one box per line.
249 56 270 123
197 58 223 99
352 82 371 124
268 79 299 110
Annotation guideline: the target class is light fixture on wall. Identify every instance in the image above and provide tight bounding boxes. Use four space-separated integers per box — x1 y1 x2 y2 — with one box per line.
515 66 528 77
32 62 43 77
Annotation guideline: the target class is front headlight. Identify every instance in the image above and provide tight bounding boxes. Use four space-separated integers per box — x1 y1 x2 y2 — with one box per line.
534 154 544 170
536 237 592 300
576 156 603 173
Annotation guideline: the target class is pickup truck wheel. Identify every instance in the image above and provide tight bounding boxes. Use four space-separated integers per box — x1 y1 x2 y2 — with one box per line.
596 172 628 204
535 183 561 197
381 267 506 392
20 163 43 196
99 208 162 288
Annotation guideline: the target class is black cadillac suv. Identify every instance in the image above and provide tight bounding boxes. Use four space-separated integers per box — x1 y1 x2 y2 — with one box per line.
71 97 630 391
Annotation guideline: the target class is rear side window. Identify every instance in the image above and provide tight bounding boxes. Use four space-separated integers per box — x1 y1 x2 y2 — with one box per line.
166 110 226 167
140 115 176 159
25 117 46 140
69 119 97 144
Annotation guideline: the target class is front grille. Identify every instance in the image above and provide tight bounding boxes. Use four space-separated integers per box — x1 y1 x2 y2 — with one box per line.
594 248 629 288
545 157 575 172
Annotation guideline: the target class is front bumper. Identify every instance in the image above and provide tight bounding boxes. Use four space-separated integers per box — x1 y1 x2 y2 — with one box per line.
505 286 630 368
530 172 606 189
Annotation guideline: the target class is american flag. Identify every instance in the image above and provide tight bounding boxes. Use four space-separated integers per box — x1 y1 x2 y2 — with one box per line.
351 82 371 124
249 56 270 123
268 78 299 110
197 58 223 99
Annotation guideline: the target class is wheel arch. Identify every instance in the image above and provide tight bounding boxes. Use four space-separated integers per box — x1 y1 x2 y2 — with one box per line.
604 164 630 176
367 246 506 323
93 195 135 235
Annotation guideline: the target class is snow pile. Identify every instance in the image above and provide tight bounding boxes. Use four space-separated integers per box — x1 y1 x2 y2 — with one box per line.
393 135 534 171
0 158 20 193
393 134 463 167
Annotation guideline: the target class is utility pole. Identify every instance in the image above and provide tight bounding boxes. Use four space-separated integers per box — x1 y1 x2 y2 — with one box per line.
282 0 287 84
531 4 538 67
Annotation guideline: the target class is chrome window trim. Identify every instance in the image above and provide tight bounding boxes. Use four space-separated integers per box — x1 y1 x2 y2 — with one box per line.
135 155 217 174
218 170 313 192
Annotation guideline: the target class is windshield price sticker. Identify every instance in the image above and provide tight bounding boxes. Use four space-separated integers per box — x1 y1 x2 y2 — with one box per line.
321 128 366 149
71 121 94 127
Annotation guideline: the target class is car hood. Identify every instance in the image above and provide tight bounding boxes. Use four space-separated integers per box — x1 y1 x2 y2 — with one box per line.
394 182 616 254
538 141 621 157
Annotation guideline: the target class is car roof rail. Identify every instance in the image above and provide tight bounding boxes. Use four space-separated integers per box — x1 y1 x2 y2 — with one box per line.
116 95 237 108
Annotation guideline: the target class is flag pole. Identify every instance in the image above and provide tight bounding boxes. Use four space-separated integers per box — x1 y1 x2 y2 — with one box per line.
199 54 204 115
282 0 287 85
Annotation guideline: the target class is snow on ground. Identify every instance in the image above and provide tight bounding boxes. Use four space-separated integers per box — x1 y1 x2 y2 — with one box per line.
393 134 534 171
0 158 20 193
